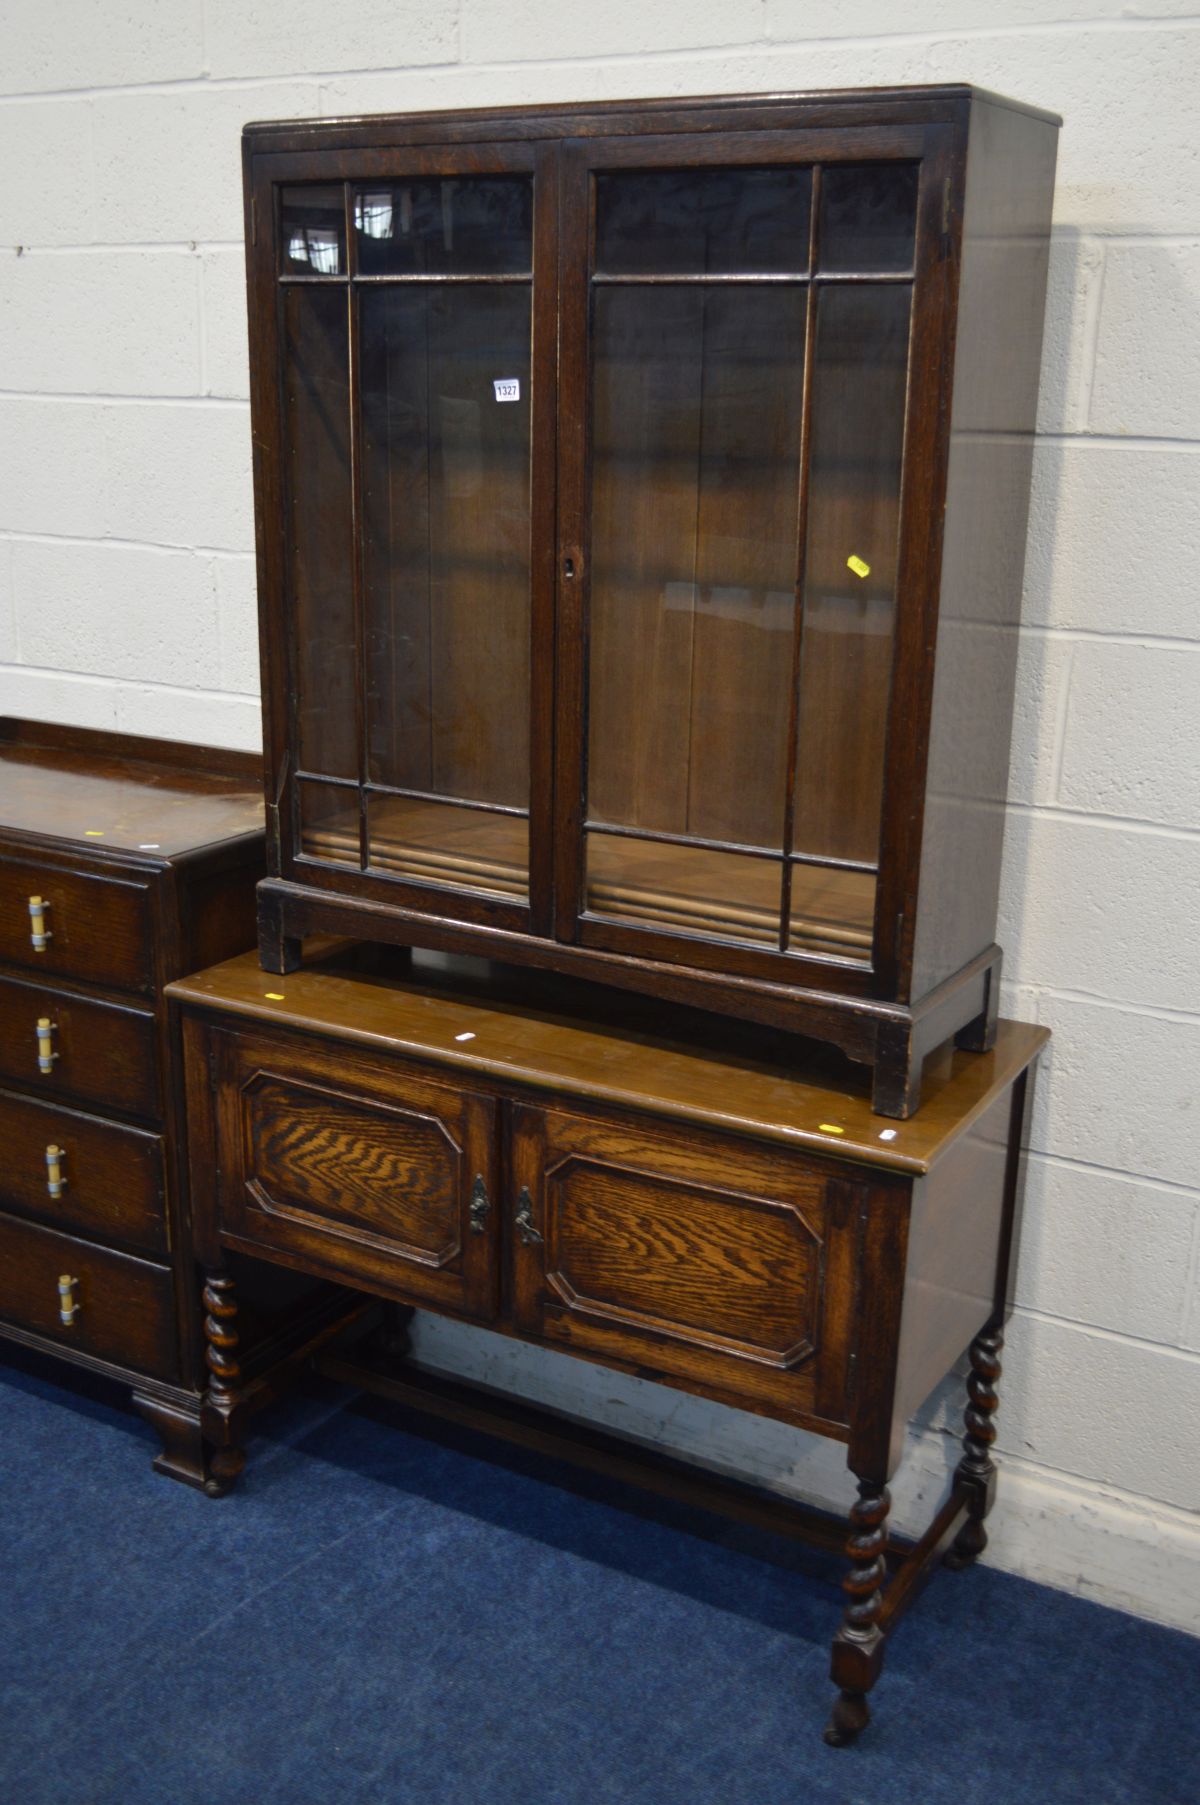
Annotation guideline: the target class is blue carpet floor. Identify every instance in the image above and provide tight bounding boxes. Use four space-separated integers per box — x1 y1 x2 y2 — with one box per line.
1 1350 1196 1805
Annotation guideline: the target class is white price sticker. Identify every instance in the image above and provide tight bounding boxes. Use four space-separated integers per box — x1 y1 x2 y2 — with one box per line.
493 378 520 402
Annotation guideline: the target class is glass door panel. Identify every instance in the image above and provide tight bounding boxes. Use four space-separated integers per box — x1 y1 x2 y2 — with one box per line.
818 163 918 273
785 163 915 961
787 865 877 962
361 281 532 901
366 795 528 898
281 185 346 274
595 167 812 275
276 169 538 912
586 835 782 947
282 285 355 780
584 173 807 947
298 778 358 866
789 283 910 877
355 177 532 275
578 154 918 970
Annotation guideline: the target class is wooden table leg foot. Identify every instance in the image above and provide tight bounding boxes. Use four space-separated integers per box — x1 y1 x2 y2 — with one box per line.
201 1266 248 1497
824 1689 870 1747
203 1445 246 1498
825 1478 890 1744
944 1326 1003 1570
367 1301 415 1366
133 1392 209 1491
943 1515 988 1570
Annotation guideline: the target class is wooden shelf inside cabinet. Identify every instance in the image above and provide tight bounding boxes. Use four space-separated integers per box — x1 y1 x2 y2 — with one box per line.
0 718 362 1492
167 938 1048 1743
243 86 1059 1115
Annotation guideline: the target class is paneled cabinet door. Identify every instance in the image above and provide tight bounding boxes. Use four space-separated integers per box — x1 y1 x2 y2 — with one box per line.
508 1101 859 1430
212 1028 501 1322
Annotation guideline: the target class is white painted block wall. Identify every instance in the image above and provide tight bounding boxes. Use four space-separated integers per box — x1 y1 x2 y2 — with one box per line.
1 2 1197 1632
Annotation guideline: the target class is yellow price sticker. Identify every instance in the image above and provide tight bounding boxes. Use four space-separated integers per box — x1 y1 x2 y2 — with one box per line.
846 555 871 580
818 1123 846 1136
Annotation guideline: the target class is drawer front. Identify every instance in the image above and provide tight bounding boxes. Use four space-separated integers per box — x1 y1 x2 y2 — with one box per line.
0 853 154 994
0 1207 179 1382
510 1104 860 1429
0 974 160 1120
210 1026 501 1322
0 1088 166 1256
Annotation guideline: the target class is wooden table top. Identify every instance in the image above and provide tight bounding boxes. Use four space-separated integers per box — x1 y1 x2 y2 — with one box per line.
168 944 1047 1175
0 719 263 858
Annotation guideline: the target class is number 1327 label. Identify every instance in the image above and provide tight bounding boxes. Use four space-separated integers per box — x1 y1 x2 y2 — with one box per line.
493 378 521 402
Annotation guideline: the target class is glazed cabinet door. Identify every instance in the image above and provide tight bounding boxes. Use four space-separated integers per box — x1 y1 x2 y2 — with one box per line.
509 1100 859 1431
555 125 952 997
209 1025 501 1321
248 140 558 937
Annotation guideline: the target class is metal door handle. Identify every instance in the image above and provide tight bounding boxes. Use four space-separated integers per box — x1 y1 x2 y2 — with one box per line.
28 895 52 951
45 1144 67 1198
58 1274 81 1326
36 1017 58 1073
514 1186 543 1247
469 1173 490 1235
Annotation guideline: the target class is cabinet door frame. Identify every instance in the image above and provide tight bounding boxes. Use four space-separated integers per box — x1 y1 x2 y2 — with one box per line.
208 1023 503 1322
245 137 559 941
508 1097 863 1432
553 122 958 1002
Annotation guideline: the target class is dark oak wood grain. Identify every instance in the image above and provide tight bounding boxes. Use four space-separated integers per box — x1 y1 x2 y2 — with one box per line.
911 97 1060 1001
242 87 1058 1115
943 1326 1005 1569
0 972 160 1120
0 718 262 854
0 855 154 993
0 720 355 1489
0 1207 179 1383
0 1087 166 1256
168 944 1046 1175
508 1100 851 1430
174 938 1045 1740
210 1024 501 1320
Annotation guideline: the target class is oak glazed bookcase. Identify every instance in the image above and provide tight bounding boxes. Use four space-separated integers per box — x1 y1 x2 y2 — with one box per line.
243 87 1059 1114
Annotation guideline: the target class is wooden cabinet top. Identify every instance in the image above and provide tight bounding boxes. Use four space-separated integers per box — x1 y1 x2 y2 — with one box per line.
167 944 1046 1176
0 720 263 859
243 84 1062 152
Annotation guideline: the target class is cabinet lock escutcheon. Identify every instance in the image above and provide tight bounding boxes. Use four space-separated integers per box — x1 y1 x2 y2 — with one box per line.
45 1143 67 1198
36 1017 59 1074
58 1274 81 1327
28 895 52 951
469 1173 491 1235
514 1186 543 1247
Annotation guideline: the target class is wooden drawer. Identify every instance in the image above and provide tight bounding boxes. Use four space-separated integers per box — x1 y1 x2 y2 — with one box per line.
0 852 154 994
0 974 160 1120
0 1207 178 1383
509 1103 860 1431
209 1025 500 1322
0 1087 166 1256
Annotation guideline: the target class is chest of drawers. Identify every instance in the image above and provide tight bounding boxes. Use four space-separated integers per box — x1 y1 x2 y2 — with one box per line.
170 944 1045 1738
0 719 356 1488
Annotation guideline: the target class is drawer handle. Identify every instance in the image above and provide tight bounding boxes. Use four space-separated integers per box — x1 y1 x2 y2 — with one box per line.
45 1143 67 1198
28 895 53 952
58 1273 81 1327
469 1173 490 1235
514 1186 543 1248
36 1017 59 1074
